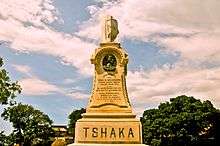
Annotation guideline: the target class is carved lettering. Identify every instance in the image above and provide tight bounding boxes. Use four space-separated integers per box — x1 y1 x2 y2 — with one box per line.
101 128 107 138
128 128 134 138
95 78 123 104
92 128 98 137
83 127 89 138
82 127 136 139
119 128 125 138
110 128 116 138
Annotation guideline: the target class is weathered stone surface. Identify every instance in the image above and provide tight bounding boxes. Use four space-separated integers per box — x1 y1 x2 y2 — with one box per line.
87 43 131 113
101 15 119 43
69 16 145 145
73 42 143 144
69 144 146 146
75 119 142 144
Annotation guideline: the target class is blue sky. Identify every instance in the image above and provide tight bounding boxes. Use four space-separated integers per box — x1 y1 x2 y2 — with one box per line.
1 0 220 133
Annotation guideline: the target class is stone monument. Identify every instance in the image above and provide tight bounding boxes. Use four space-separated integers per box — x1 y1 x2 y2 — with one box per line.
69 16 145 146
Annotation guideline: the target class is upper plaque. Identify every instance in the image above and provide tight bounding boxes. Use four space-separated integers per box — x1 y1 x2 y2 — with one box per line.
102 15 119 43
88 43 131 113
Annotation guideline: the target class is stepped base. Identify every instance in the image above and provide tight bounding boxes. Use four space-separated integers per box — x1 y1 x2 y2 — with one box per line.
74 116 142 144
68 144 146 146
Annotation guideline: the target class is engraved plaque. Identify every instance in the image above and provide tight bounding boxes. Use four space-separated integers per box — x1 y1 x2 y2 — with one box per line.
75 121 141 144
88 45 130 109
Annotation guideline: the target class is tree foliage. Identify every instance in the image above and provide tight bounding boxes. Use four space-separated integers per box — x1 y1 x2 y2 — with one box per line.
0 57 21 105
0 131 6 145
68 108 86 137
0 132 18 146
1 103 54 146
141 95 220 146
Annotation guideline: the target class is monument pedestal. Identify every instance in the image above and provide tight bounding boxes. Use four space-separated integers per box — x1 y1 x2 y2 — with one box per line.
69 144 146 146
74 113 142 144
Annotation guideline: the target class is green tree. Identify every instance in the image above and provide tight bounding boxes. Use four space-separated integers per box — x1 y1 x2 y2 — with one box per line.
0 57 21 105
0 132 17 146
0 131 6 145
141 95 220 146
68 108 86 139
0 57 22 145
1 103 54 146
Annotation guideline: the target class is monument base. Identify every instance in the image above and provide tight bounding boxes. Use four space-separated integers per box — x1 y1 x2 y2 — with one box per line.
74 115 142 144
68 144 146 146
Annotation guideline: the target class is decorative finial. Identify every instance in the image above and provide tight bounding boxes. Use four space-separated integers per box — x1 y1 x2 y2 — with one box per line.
101 15 119 43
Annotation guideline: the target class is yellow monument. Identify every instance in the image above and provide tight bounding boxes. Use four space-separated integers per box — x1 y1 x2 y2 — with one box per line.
70 16 145 146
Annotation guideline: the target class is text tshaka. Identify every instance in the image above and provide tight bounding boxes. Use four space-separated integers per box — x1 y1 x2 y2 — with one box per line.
83 127 135 138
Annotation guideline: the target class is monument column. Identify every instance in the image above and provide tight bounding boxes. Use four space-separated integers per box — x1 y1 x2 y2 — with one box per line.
69 16 146 146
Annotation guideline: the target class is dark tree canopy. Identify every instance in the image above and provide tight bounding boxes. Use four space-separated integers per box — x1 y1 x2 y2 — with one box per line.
141 95 220 146
0 131 6 145
0 132 17 146
1 103 54 146
68 108 86 138
0 57 21 105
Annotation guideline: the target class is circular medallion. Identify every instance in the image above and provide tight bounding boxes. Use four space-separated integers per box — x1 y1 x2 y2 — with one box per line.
102 54 117 71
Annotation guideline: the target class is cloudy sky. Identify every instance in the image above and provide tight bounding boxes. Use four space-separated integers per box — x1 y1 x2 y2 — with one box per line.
1 0 220 133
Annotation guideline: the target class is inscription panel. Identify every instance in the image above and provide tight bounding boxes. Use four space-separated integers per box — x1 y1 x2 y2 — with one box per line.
91 77 127 107
75 121 141 143
96 78 122 101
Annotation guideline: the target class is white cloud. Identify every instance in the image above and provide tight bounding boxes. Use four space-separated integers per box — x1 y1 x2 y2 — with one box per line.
1 0 219 75
75 0 220 114
77 0 194 41
77 0 220 63
87 0 220 34
19 77 61 96
161 33 220 62
11 64 61 96
11 64 88 99
8 26 95 75
127 65 220 115
0 0 96 76
63 78 76 84
18 76 88 99
67 92 89 99
0 19 96 75
65 86 89 99
12 64 32 76
0 0 58 26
